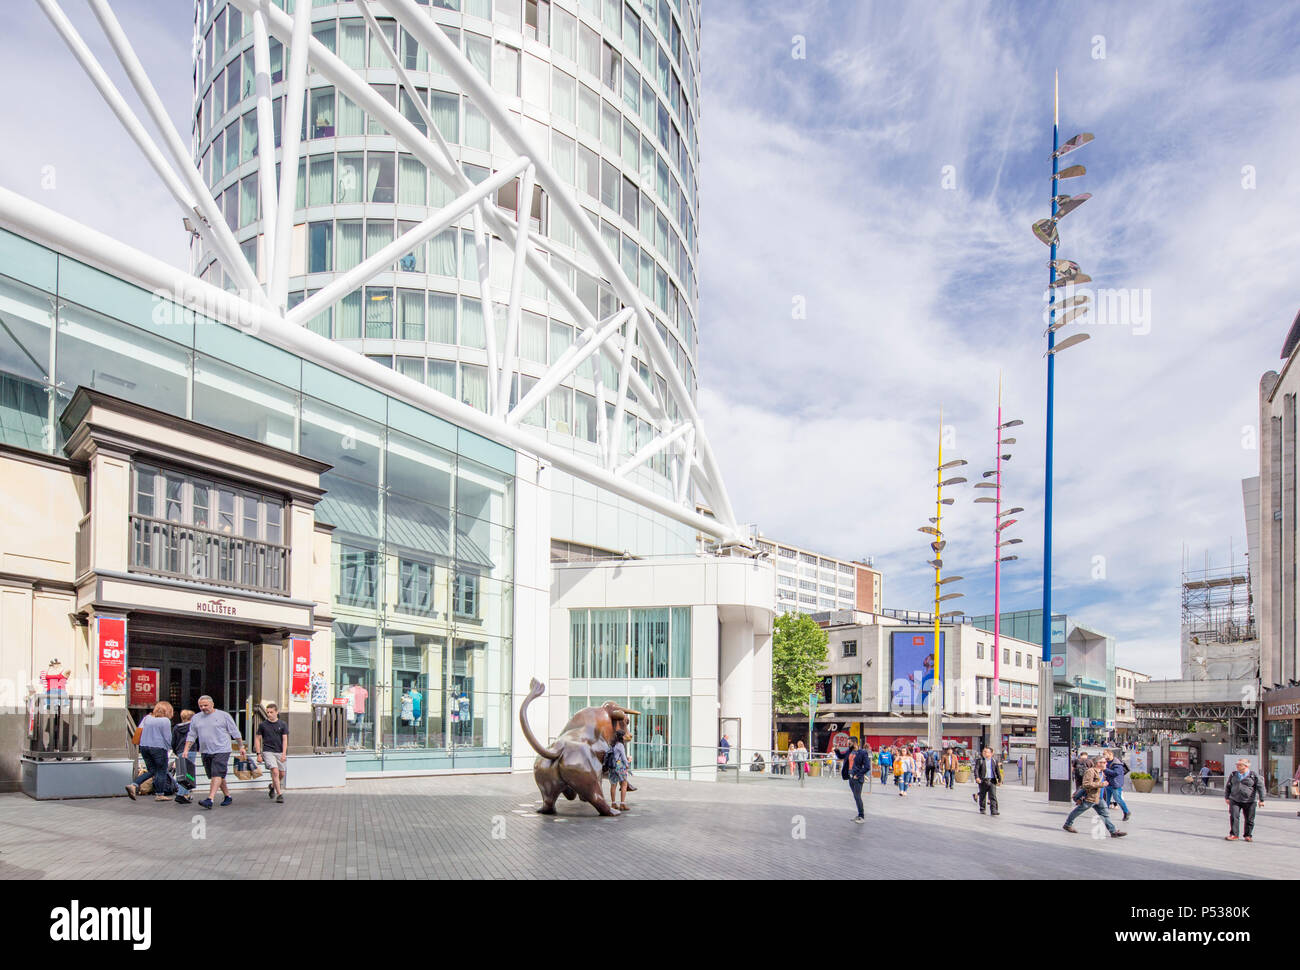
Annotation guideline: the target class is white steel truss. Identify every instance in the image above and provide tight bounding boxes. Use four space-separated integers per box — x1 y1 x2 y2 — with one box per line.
21 0 744 544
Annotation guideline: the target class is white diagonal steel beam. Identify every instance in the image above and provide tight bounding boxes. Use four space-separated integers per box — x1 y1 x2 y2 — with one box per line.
616 420 693 479
0 188 745 541
60 0 265 304
378 0 735 528
249 5 279 284
230 0 666 422
355 0 502 414
285 157 530 327
496 164 535 417
608 326 636 468
269 0 311 310
507 308 631 426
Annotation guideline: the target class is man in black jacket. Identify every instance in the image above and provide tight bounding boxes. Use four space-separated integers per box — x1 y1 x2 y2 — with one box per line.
1224 758 1265 841
973 746 1003 816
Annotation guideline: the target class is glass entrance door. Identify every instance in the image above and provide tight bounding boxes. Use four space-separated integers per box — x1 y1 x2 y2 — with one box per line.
225 644 250 737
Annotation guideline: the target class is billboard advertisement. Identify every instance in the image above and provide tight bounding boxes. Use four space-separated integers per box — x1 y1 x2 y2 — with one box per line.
889 631 944 712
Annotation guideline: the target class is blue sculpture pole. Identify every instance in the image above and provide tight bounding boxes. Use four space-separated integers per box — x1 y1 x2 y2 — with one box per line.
1042 76 1059 686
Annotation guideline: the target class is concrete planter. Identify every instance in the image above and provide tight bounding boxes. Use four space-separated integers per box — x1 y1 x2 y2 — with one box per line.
1131 777 1156 794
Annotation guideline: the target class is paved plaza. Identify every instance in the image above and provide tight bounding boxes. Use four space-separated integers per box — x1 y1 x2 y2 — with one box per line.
1 773 1297 880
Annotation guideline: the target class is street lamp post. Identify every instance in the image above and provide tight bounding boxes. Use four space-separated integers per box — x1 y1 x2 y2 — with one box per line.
976 379 1023 756
1032 72 1094 789
921 409 966 752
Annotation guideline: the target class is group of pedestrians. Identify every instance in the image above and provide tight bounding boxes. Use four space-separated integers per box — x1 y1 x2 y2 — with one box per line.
125 695 290 809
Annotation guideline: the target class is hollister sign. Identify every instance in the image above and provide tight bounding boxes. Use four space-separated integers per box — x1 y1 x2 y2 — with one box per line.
197 598 236 616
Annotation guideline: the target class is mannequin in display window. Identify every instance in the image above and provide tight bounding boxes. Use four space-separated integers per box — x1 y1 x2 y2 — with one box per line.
310 670 328 705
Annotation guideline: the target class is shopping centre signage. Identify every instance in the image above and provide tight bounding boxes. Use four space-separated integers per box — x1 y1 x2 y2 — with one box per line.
196 598 237 616
1265 699 1300 719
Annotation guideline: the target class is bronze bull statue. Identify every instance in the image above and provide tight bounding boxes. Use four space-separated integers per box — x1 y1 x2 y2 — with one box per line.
519 678 638 816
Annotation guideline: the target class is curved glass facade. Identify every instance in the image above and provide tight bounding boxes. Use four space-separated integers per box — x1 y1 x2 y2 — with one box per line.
191 0 702 557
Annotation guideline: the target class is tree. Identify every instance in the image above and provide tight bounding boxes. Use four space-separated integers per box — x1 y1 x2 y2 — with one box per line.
772 611 829 716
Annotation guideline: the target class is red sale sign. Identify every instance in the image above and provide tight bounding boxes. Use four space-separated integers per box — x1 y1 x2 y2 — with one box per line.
128 668 159 707
290 638 311 700
97 616 127 693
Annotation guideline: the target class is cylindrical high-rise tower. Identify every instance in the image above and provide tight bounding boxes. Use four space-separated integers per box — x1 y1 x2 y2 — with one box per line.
191 0 702 558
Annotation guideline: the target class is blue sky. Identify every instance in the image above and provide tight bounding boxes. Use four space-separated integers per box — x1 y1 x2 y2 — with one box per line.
4 2 1299 677
695 0 1300 677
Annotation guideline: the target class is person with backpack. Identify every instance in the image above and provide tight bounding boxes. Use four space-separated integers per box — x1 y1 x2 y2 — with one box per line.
847 740 871 823
1102 750 1131 822
924 748 939 787
1224 758 1265 841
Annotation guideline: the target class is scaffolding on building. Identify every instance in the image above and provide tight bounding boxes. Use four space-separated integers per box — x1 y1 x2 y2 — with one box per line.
1180 553 1256 650
1133 548 1261 751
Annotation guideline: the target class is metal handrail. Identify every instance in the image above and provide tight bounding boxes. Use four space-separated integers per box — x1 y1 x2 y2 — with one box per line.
128 513 289 596
312 703 347 753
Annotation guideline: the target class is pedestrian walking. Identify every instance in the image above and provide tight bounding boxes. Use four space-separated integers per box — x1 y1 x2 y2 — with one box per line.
181 695 249 810
1102 750 1131 822
897 749 913 796
126 701 175 802
795 740 809 776
973 746 1002 816
1224 758 1265 842
1063 757 1127 837
171 708 197 804
878 746 893 787
924 748 938 787
847 740 870 823
787 742 797 777
255 702 290 804
941 748 957 789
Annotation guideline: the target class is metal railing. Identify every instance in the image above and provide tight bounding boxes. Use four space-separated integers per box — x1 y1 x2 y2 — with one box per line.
24 694 94 760
312 703 347 753
129 514 289 596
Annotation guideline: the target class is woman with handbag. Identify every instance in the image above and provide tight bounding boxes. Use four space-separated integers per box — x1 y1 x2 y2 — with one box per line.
126 701 174 802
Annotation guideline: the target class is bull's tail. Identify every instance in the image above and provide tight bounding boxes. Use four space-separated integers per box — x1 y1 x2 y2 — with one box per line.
519 678 561 761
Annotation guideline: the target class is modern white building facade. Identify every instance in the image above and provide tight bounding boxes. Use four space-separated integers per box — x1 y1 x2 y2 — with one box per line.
753 537 882 617
191 0 704 559
4 0 770 795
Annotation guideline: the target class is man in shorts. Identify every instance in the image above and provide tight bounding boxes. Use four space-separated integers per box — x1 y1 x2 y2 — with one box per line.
256 703 289 803
181 695 248 810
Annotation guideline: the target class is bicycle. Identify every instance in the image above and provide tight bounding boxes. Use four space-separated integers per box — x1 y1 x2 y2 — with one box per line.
1180 776 1209 795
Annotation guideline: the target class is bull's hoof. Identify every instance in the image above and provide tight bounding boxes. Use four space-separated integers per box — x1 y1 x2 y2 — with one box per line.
537 805 556 815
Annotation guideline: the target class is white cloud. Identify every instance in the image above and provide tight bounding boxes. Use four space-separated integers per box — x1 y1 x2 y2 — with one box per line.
698 2 1300 678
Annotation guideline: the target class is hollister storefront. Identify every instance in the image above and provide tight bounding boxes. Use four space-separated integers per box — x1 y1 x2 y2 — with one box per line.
3 388 338 796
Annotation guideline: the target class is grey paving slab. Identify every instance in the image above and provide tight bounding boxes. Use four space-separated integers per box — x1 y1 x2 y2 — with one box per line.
0 773 1296 879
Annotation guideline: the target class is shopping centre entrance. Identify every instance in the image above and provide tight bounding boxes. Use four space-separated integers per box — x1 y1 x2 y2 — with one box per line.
125 613 285 737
